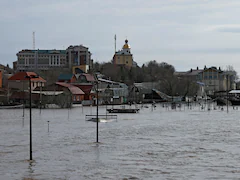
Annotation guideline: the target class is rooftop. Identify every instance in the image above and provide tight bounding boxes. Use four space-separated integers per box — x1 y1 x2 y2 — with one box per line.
8 72 46 82
19 49 66 54
55 82 85 95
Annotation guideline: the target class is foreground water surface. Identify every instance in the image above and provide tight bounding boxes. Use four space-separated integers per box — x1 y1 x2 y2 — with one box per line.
1 103 240 180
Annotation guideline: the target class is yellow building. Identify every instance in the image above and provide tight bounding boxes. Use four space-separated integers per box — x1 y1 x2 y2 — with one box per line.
72 65 89 74
113 39 133 68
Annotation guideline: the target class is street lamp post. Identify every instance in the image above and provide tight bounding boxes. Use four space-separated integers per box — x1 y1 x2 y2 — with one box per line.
29 77 33 160
227 75 229 113
25 75 39 160
40 83 42 114
96 80 99 143
22 81 25 117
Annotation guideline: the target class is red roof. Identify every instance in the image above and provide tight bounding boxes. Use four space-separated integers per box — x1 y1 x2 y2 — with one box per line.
8 72 46 82
74 84 93 94
56 82 85 95
83 73 95 82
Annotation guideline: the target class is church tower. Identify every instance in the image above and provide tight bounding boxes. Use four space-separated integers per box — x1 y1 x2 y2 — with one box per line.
113 39 133 68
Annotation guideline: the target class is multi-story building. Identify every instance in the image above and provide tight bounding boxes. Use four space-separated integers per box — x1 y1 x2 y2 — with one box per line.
175 66 235 96
16 45 92 73
196 66 223 94
66 45 92 73
113 39 134 68
16 49 67 71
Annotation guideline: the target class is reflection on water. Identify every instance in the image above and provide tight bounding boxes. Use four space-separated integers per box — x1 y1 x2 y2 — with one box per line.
1 103 240 179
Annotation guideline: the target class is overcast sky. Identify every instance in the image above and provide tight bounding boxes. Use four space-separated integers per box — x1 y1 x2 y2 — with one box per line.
1 0 240 74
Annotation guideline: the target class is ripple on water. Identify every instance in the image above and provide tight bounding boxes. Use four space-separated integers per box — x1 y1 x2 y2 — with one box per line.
1 106 240 179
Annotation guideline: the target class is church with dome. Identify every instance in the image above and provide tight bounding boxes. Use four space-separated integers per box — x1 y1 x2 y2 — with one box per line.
113 39 136 68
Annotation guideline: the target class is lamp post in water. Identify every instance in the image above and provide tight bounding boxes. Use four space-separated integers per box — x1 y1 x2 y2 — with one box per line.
25 74 39 160
96 80 99 143
226 74 229 113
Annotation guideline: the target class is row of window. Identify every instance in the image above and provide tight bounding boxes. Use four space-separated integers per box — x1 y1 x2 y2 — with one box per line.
197 75 218 80
32 82 44 87
18 58 66 63
117 57 129 59
18 55 66 58
18 65 66 69
197 74 231 80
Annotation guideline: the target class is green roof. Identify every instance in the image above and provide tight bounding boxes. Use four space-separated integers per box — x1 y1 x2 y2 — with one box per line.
20 49 66 54
58 74 74 80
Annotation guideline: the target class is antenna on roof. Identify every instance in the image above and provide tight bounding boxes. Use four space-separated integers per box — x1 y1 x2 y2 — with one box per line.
114 34 116 53
33 31 35 50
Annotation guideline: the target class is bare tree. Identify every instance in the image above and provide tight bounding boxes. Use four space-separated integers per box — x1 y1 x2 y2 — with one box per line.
224 65 239 81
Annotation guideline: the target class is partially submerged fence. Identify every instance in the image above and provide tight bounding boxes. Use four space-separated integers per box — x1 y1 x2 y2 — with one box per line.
85 114 117 122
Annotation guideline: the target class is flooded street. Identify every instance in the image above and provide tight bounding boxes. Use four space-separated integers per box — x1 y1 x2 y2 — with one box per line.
1 104 240 180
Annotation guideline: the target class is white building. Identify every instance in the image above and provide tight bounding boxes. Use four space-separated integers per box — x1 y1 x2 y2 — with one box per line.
16 45 92 73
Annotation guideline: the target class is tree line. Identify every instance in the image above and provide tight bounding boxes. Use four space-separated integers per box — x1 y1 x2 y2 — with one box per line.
91 60 199 98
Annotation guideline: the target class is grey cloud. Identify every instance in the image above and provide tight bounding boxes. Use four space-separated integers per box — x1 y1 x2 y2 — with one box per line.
188 48 240 54
210 25 240 33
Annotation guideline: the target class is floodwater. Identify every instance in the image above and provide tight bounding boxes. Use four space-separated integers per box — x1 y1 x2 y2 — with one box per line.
1 103 240 180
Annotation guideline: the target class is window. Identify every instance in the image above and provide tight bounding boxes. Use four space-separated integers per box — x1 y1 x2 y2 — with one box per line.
198 75 202 80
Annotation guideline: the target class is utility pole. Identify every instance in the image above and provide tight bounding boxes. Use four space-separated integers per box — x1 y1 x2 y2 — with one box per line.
40 83 42 114
33 31 35 50
227 74 229 113
25 74 39 160
114 34 116 53
22 81 25 117
28 77 33 160
96 80 99 143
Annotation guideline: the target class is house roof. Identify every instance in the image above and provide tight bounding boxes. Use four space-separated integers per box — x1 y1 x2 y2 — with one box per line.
229 90 240 94
98 78 119 85
58 74 74 80
75 73 95 82
8 72 46 82
74 84 93 94
67 45 89 50
174 72 187 76
32 91 64 95
203 66 222 72
186 69 203 76
134 82 158 89
83 73 95 82
55 82 85 95
74 68 84 74
175 69 203 76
